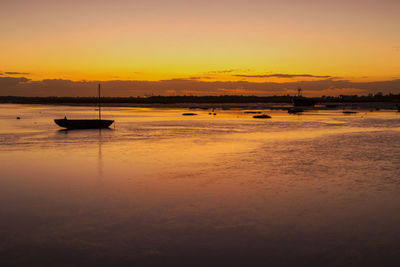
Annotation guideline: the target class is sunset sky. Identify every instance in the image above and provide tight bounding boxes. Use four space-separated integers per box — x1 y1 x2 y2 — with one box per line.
1 0 400 96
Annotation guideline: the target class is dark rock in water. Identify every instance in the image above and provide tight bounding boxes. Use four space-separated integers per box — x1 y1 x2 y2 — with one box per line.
253 114 271 119
182 113 198 116
16 117 20 119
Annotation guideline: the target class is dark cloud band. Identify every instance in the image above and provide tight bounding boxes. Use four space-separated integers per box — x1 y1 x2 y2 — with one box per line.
234 73 333 79
5 72 30 75
0 76 399 97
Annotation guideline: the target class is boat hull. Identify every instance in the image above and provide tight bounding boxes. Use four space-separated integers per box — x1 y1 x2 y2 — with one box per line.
288 107 304 114
54 119 114 129
253 114 271 119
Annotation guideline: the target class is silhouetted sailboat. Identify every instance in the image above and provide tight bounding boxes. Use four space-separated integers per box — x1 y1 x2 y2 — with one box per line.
54 84 114 129
292 88 317 107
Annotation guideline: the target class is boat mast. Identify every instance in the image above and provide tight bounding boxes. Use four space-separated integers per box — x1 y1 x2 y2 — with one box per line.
98 84 101 120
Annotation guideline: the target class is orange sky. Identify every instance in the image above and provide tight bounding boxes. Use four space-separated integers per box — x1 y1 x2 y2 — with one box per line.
1 0 400 96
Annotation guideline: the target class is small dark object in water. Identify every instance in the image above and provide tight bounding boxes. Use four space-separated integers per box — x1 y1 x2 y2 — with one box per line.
288 108 303 114
253 114 271 119
182 113 197 116
343 111 357 114
209 112 212 115
213 113 216 115
244 111 262 114
16 117 20 119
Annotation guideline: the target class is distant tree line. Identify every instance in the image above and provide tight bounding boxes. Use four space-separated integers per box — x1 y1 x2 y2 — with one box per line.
0 93 399 104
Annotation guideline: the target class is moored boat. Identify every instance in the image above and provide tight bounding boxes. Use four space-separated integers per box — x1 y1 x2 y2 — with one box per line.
288 107 304 114
54 119 114 129
253 114 271 119
54 84 114 129
292 88 317 107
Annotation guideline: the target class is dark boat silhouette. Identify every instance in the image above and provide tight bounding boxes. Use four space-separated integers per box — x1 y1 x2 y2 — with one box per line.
54 84 114 129
54 119 114 129
288 107 304 114
253 114 271 119
292 88 317 107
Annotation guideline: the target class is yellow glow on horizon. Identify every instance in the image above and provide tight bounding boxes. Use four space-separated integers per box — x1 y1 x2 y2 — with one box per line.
1 0 399 85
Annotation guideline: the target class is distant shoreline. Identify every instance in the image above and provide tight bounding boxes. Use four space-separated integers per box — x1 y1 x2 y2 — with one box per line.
0 94 399 105
1 95 399 110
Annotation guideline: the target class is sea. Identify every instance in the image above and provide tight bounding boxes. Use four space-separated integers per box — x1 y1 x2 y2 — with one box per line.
0 104 399 266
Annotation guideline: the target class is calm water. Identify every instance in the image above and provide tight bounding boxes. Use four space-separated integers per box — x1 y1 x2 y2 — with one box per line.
0 104 400 266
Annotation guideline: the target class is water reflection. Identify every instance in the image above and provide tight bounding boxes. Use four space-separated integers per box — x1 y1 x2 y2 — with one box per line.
56 128 114 180
98 129 103 179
